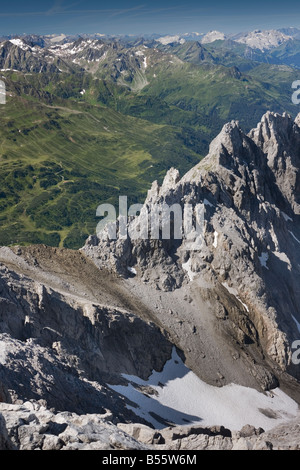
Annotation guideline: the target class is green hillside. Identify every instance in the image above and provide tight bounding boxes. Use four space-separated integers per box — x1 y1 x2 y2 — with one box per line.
1 39 300 249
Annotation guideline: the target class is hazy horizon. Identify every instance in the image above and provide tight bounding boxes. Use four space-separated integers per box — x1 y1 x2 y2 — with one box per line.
0 0 300 36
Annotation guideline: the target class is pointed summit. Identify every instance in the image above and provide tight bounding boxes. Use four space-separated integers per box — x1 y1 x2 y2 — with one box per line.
201 31 226 44
83 111 300 396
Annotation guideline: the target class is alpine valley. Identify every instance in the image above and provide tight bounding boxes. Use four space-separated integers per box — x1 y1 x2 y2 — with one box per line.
0 28 300 451
1 29 300 249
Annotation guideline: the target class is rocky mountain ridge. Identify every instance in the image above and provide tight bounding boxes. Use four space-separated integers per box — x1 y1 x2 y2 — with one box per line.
0 39 71 73
0 245 173 421
233 29 293 51
83 111 300 392
0 111 300 450
2 29 300 78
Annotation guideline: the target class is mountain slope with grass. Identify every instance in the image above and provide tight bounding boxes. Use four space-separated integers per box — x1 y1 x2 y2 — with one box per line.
0 36 300 248
0 77 202 248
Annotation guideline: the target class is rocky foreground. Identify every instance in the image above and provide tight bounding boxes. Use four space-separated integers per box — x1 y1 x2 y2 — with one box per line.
1 401 300 451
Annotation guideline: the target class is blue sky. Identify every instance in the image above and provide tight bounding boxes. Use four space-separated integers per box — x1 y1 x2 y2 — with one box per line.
1 0 300 36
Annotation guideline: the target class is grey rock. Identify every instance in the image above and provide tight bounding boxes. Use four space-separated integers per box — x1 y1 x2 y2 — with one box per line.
0 402 148 451
239 424 265 438
117 423 164 445
0 246 172 423
82 111 300 392
0 413 14 450
252 419 300 450
1 400 300 451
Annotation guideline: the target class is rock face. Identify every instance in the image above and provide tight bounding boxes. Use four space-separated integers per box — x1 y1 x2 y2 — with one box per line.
83 111 300 394
0 246 172 421
0 40 65 73
0 402 148 451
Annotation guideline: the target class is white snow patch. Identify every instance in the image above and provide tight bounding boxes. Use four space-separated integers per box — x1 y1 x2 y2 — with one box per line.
54 42 74 50
235 29 291 51
289 231 300 244
109 348 299 430
0 341 7 365
259 252 269 270
203 198 214 207
273 251 291 270
80 89 86 95
135 51 147 68
157 35 182 45
182 258 196 281
48 34 67 43
282 211 293 222
9 39 29 50
127 266 137 275
292 315 300 334
201 31 226 44
213 231 219 249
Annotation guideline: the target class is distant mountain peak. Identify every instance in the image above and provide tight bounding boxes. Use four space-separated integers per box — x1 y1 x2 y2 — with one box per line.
201 30 226 44
233 29 292 51
157 35 186 45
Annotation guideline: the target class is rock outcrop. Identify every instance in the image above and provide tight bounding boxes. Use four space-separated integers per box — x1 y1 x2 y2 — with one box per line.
83 112 300 395
0 402 148 451
0 246 172 421
1 401 300 451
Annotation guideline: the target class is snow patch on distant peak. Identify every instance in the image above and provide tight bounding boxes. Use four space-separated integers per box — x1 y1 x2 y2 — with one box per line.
50 39 104 57
234 29 291 51
157 35 185 45
273 251 292 270
201 31 226 44
203 198 214 207
282 211 293 222
49 34 67 43
9 39 30 51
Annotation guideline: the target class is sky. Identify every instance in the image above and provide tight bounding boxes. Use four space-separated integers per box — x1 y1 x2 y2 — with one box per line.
1 0 300 36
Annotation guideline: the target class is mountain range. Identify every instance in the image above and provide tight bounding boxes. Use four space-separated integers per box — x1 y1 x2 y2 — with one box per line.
0 30 300 250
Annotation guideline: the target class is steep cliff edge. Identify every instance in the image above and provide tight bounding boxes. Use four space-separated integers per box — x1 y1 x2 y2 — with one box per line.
0 245 173 421
83 111 300 398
